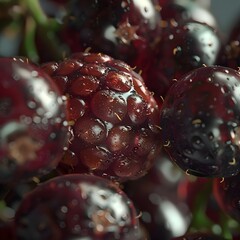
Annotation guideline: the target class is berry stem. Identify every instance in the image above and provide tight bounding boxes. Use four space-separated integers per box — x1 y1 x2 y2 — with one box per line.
187 180 215 232
20 0 67 62
220 213 238 239
23 16 39 62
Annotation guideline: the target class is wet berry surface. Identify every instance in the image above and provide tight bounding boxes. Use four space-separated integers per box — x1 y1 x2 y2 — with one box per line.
145 20 222 98
160 66 240 177
14 174 140 240
1 1 240 239
0 59 68 183
41 52 162 182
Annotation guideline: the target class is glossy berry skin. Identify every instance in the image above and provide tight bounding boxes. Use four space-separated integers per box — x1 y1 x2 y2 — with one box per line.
14 174 140 240
160 0 217 29
41 52 161 182
61 0 161 72
0 58 68 183
146 21 221 97
160 66 240 177
213 173 240 222
124 151 190 240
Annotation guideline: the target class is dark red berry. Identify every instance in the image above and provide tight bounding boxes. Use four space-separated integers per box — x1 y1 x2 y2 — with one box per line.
160 0 217 29
60 0 162 74
41 52 161 182
160 66 240 178
124 152 190 240
14 174 140 240
145 21 222 97
0 58 68 183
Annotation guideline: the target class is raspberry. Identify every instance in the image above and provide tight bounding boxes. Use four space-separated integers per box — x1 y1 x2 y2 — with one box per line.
41 52 162 182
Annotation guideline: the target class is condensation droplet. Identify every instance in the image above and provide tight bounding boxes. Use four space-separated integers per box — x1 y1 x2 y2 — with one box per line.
61 206 68 213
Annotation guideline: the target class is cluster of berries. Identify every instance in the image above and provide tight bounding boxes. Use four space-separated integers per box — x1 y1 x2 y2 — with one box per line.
1 0 240 239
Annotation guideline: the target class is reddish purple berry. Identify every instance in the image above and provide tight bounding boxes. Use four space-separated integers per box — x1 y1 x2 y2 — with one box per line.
160 0 217 28
14 174 140 240
145 21 222 97
41 52 161 182
60 0 162 74
0 58 68 183
160 66 240 177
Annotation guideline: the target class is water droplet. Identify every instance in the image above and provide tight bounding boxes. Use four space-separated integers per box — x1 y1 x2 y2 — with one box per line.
192 136 204 149
61 206 68 213
191 55 201 66
27 101 37 109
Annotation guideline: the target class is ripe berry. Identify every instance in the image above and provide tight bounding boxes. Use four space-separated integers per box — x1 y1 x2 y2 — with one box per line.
124 152 190 240
145 21 222 98
60 0 162 73
213 174 240 222
160 0 217 28
41 52 161 182
0 58 68 183
160 66 240 178
14 174 140 240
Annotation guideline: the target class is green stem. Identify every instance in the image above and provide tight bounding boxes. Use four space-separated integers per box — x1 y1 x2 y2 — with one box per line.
187 180 215 232
23 16 39 62
21 0 48 26
20 0 67 62
220 212 238 239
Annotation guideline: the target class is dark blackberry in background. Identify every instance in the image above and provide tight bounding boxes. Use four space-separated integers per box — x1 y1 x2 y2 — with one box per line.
160 66 240 177
144 20 222 98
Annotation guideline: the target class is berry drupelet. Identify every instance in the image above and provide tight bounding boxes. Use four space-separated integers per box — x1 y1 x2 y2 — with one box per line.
145 20 222 98
41 52 162 182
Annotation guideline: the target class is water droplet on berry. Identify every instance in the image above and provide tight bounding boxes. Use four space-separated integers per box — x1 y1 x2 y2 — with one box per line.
191 136 204 149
